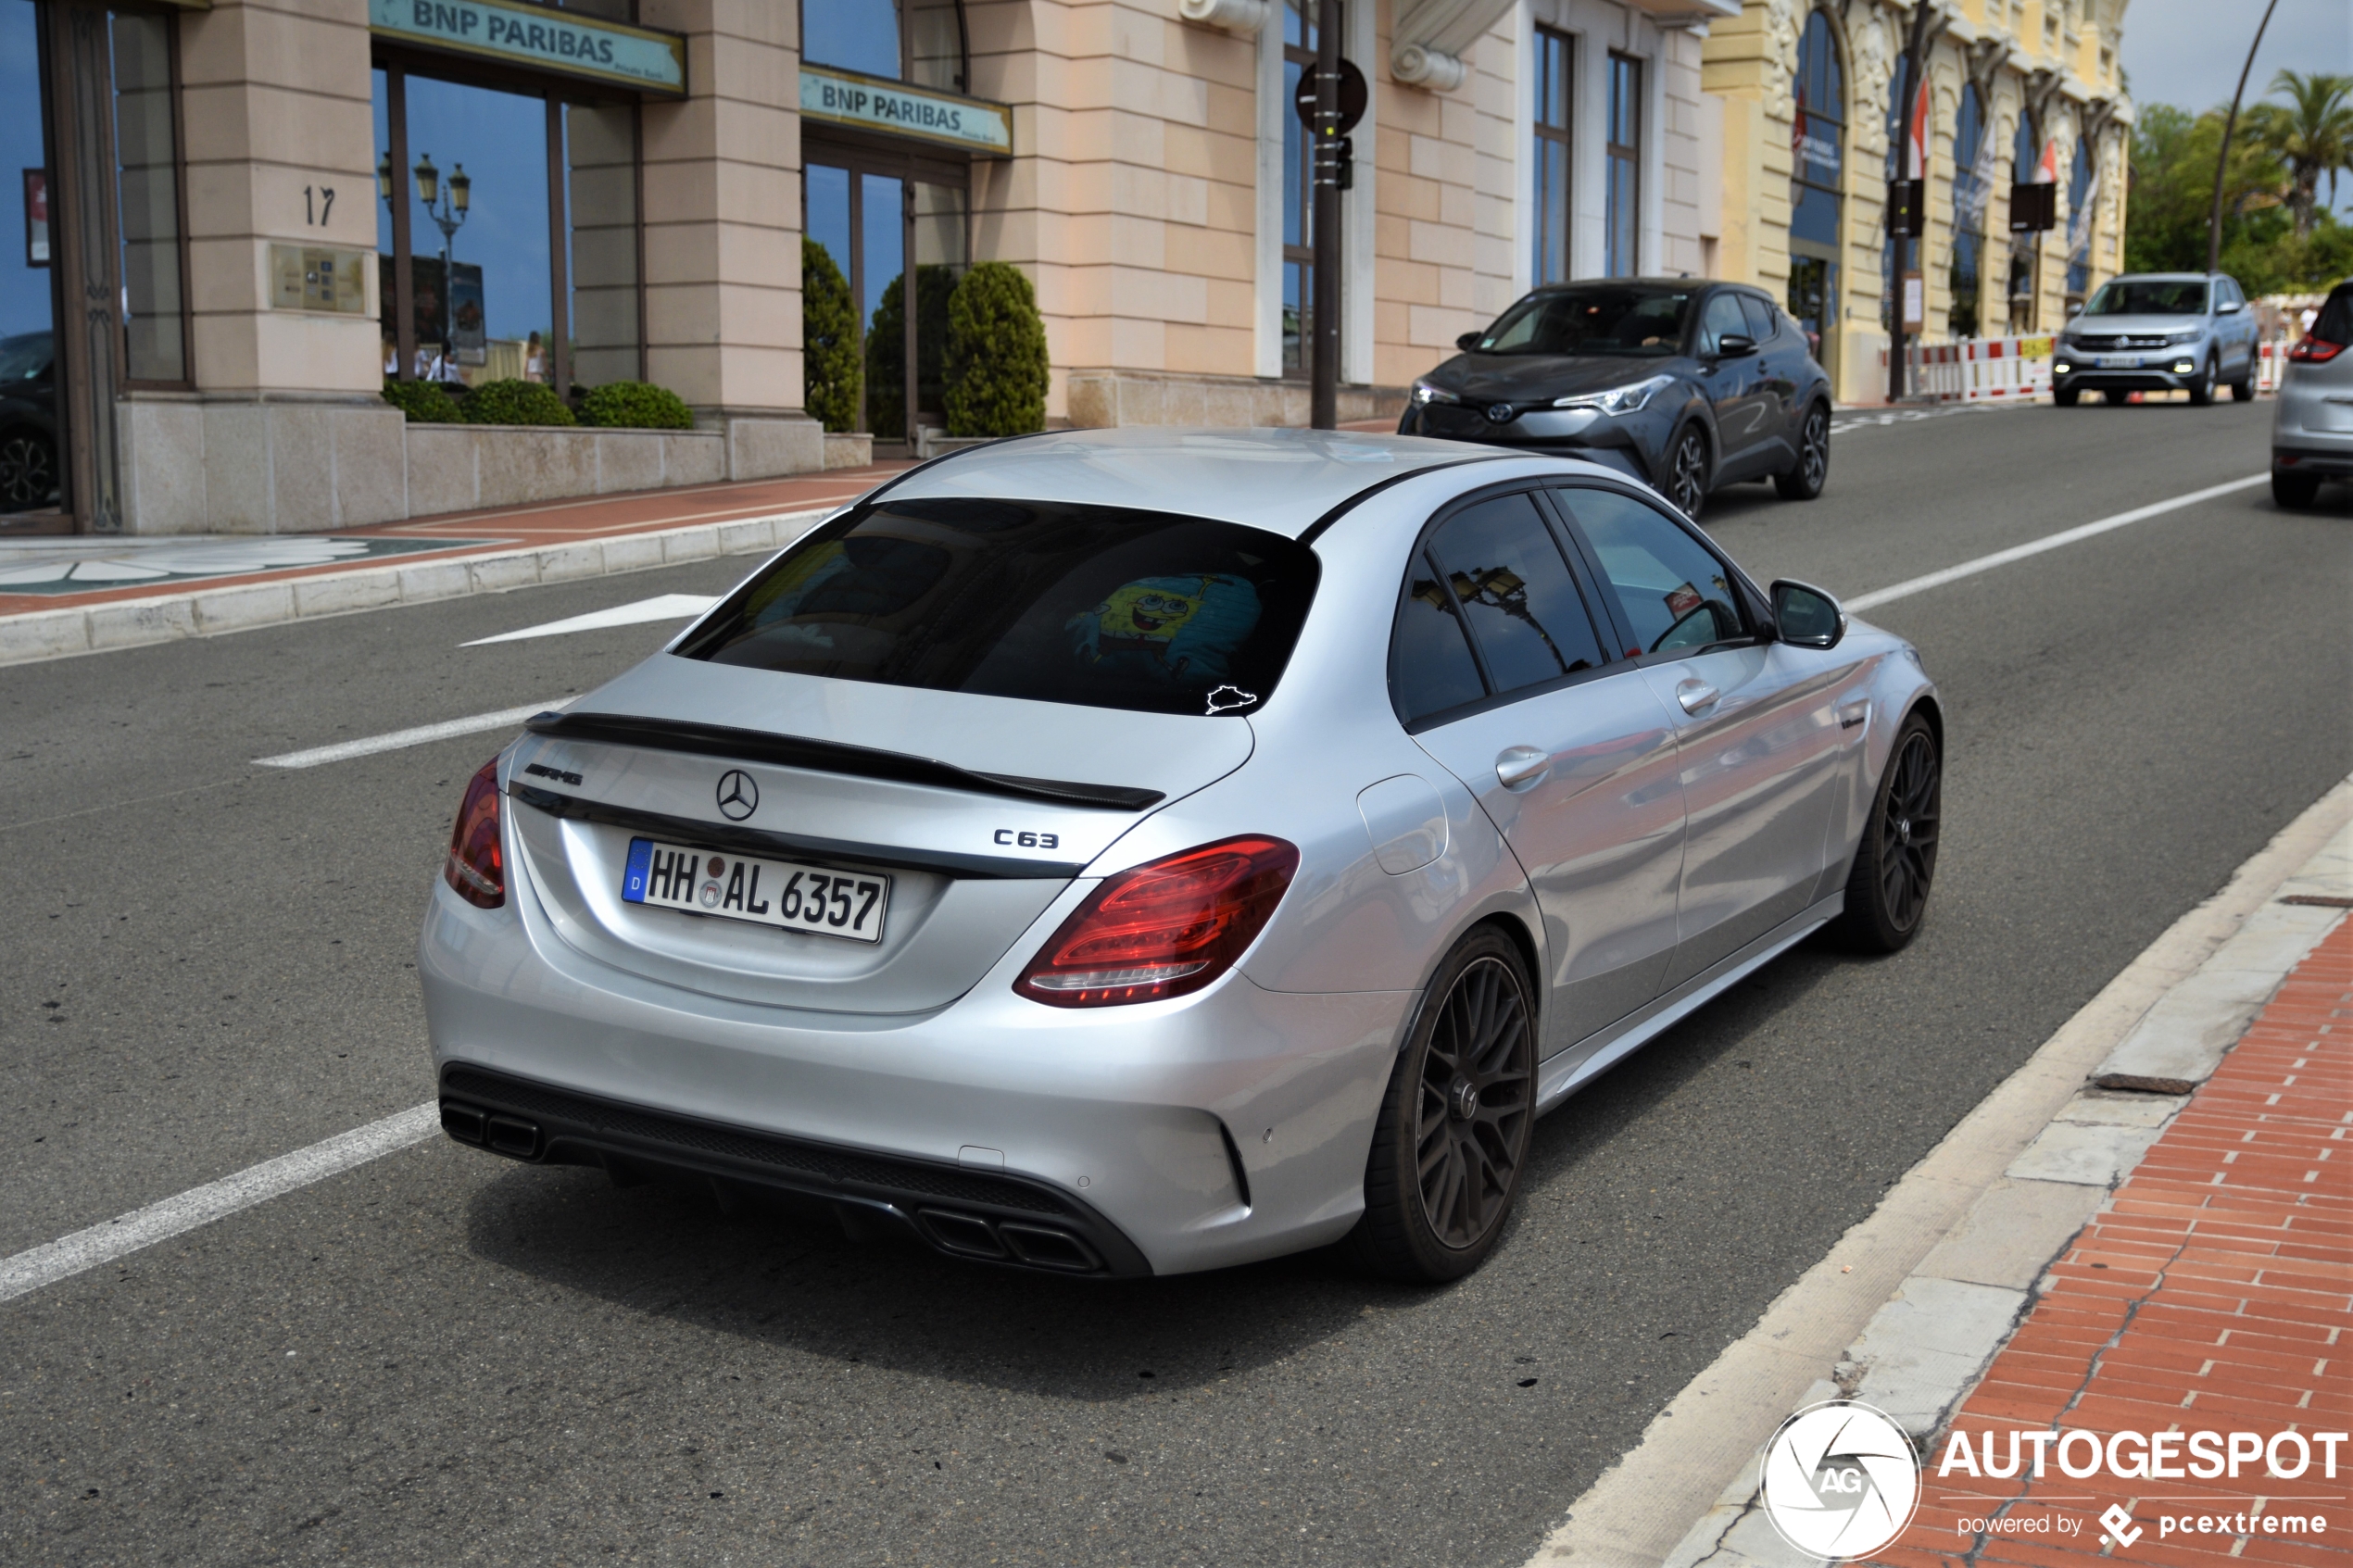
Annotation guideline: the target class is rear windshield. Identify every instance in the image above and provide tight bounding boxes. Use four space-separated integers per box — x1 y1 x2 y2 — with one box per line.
2082 279 2207 316
2313 283 2353 345
674 497 1319 718
1473 287 1693 357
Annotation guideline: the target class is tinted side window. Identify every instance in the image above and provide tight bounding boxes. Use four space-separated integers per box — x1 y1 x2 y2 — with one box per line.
1739 295 1778 343
1392 557 1489 723
1426 493 1607 694
1554 487 1747 655
1700 293 1749 352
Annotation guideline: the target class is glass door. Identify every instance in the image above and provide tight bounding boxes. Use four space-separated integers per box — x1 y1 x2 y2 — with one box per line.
1 0 63 523
804 146 967 453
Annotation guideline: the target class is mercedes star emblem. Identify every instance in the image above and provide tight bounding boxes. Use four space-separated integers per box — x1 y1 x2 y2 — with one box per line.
715 770 759 821
1485 402 1516 424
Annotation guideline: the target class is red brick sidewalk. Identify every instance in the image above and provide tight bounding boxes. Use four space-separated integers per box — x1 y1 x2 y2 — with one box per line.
1876 921 2352 1567
0 462 910 620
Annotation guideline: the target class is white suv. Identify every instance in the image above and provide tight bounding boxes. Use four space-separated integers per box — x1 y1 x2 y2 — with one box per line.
2273 280 2353 508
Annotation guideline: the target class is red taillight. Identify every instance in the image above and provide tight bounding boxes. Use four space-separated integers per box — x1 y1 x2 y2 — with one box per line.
2288 336 2345 363
1015 835 1300 1008
444 759 505 909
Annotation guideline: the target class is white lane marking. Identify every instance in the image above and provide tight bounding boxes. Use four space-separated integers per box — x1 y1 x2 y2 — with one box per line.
460 593 720 647
251 701 565 770
0 1103 439 1306
1844 473 2267 612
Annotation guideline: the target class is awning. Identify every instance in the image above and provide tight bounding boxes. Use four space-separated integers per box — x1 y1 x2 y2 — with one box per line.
368 0 687 98
799 63 1013 157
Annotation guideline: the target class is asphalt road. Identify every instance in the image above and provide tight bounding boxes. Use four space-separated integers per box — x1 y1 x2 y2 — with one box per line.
3 398 2347 1567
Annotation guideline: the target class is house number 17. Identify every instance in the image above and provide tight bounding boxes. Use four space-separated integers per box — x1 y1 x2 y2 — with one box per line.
304 185 335 226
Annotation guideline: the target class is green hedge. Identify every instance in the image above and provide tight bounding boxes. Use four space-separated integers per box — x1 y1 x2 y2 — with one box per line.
382 377 461 423
802 237 861 433
578 381 695 431
945 262 1050 438
459 378 576 427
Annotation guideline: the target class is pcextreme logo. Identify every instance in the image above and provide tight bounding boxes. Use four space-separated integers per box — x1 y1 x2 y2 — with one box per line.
1760 1400 1921 1559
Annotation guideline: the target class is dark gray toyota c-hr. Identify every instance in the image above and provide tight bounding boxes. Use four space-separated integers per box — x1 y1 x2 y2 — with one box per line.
1397 280 1834 521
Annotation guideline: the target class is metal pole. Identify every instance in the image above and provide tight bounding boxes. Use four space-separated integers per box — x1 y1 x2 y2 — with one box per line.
1889 5 1932 405
2207 0 2279 277
388 71 416 383
1310 0 1340 430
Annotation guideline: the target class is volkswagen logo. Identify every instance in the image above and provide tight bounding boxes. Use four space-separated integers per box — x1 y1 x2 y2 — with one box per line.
714 770 759 822
1484 402 1516 424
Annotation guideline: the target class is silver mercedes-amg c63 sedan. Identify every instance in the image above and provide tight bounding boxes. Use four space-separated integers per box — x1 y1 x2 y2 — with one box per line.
422 428 1942 1283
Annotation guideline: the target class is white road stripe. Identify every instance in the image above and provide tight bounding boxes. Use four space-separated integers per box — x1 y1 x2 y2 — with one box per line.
459 593 720 647
0 1103 439 1306
251 700 565 769
1844 473 2267 612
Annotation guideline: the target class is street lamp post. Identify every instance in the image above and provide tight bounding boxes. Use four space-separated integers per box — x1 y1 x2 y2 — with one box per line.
409 154 470 379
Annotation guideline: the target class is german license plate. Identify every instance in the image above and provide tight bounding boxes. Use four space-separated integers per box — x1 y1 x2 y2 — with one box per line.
2099 355 2140 369
622 838 889 944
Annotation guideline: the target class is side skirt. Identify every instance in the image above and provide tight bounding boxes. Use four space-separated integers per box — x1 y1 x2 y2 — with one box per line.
1535 892 1844 1113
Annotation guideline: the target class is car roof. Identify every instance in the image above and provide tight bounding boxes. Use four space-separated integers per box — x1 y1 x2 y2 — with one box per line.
876 426 1493 538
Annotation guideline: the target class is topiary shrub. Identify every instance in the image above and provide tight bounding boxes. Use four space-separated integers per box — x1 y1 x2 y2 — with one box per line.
383 376 461 423
865 263 958 443
802 237 861 433
945 262 1050 438
459 378 575 426
577 380 695 430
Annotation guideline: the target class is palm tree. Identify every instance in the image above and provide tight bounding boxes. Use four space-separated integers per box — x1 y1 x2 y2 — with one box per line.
2245 71 2353 239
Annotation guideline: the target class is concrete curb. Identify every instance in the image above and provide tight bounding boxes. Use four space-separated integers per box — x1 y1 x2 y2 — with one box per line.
1526 776 2353 1568
0 506 840 669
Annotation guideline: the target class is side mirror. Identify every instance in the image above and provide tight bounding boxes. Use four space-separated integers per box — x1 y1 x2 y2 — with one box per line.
1771 579 1846 649
2067 302 2084 318
1455 331 1485 352
2218 299 2242 315
1713 333 1757 357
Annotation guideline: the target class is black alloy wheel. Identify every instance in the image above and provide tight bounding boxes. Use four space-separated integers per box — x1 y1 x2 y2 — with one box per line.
0 432 54 512
1350 929 1536 1282
1775 402 1830 499
2186 355 2216 406
2230 369 2257 402
1665 424 1709 520
2053 383 2080 407
1836 712 1941 953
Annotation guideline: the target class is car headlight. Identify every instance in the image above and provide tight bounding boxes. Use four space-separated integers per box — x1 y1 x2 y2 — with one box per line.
1552 373 1675 416
1413 380 1461 406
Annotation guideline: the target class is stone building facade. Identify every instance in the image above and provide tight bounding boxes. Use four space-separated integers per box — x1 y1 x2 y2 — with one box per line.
1702 0 2130 401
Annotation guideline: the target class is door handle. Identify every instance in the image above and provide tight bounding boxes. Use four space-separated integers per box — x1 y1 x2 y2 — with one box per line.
1676 680 1719 714
1495 746 1551 791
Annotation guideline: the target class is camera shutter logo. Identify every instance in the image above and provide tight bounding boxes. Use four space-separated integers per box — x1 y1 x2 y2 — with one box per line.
1759 1400 1922 1559
715 770 759 822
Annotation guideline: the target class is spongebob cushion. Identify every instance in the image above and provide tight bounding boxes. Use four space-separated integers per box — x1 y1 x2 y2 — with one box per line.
1066 573 1262 685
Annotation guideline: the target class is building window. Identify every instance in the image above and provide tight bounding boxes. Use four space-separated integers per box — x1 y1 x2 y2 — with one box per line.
2064 131 2094 301
1949 82 1986 338
1787 10 1843 366
1532 27 1571 285
1280 0 1329 376
2009 107 2039 332
1604 54 1641 278
110 11 185 385
373 69 642 395
803 0 968 93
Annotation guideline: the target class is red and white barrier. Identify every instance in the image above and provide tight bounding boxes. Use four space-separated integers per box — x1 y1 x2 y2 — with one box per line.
1878 335 2056 402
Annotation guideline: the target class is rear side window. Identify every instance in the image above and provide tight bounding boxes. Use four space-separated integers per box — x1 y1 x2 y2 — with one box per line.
676 497 1318 718
2313 284 2353 345
1390 491 1610 726
1554 487 1747 655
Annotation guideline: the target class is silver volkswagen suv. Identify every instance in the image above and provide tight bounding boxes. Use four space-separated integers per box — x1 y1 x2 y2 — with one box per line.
2272 279 2353 508
2052 272 2259 407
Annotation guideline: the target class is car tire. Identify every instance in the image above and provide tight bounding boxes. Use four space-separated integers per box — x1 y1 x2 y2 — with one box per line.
1663 423 1709 521
1833 711 1941 955
2272 470 2322 508
1774 402 1830 500
1348 926 1537 1284
2230 371 2256 402
2053 384 2080 407
2186 356 2216 406
0 429 55 513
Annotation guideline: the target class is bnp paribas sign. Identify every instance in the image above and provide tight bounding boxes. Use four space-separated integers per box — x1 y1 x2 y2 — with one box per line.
799 64 1013 157
369 0 687 96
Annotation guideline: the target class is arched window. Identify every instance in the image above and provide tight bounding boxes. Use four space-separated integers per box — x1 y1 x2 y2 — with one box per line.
1880 54 1914 332
1788 10 1844 367
801 0 968 93
2065 132 2094 297
1950 82 1985 337
2008 106 2039 331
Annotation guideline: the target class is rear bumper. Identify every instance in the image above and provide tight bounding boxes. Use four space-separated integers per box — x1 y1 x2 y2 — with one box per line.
420 874 1413 1278
2272 445 2353 478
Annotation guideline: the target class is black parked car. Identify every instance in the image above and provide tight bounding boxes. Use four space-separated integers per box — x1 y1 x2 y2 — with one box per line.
1397 281 1833 521
0 331 59 515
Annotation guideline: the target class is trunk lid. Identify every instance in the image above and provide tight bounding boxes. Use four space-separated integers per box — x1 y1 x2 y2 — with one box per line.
505 657 1254 1015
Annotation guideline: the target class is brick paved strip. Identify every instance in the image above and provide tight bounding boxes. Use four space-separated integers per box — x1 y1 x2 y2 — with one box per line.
1869 922 2353 1568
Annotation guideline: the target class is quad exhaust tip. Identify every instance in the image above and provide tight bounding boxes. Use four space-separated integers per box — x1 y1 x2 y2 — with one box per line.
440 1100 541 1160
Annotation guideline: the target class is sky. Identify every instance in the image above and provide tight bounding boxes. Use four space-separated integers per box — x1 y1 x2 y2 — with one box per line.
2120 0 2353 214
